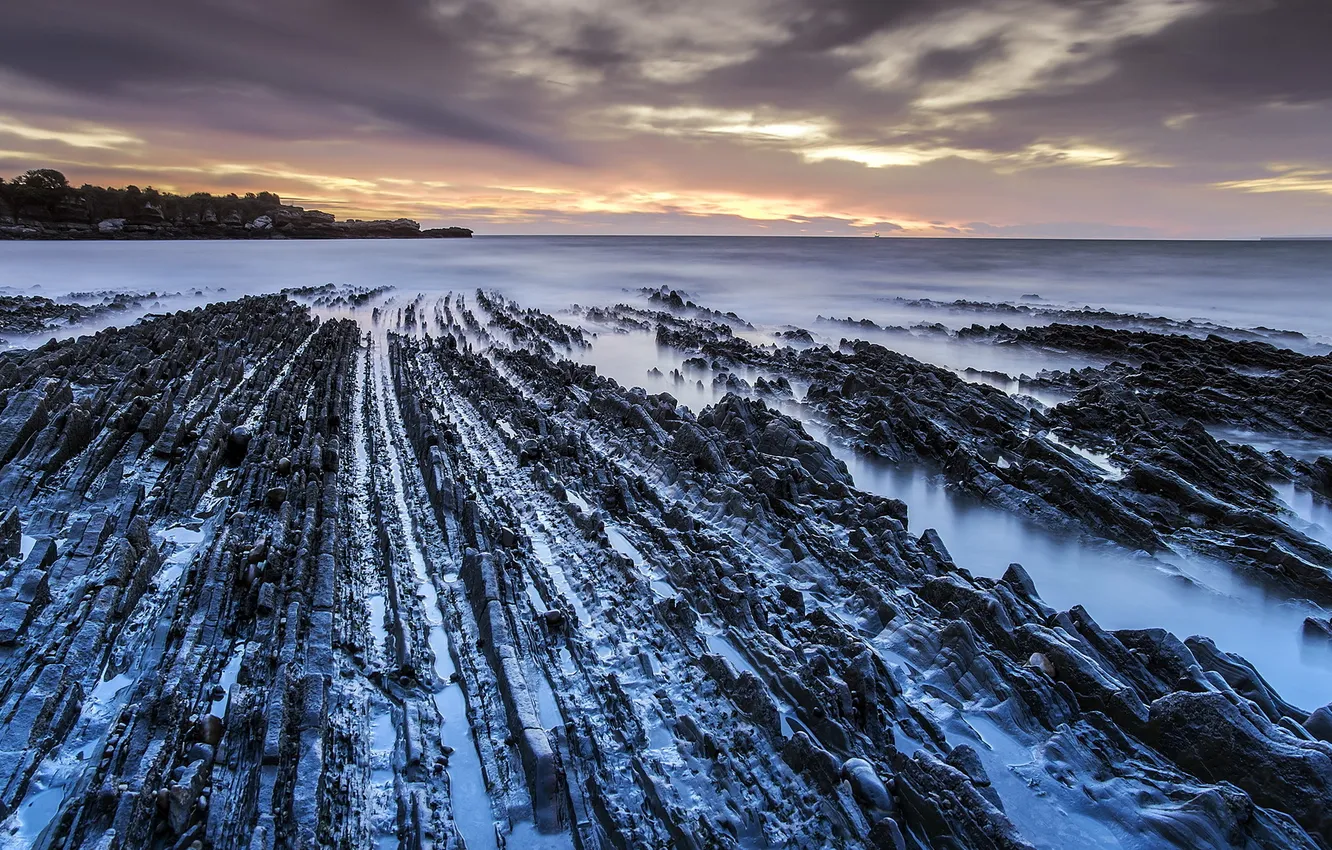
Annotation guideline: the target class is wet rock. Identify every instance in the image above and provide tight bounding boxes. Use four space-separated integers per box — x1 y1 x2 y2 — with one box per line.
781 731 842 791
541 609 566 630
842 757 893 814
186 742 215 764
224 425 252 464
731 670 781 736
1026 652 1055 677
1305 705 1332 744
2 289 1328 850
895 749 1035 850
198 714 224 746
1303 616 1332 640
519 438 542 464
868 817 906 850
0 506 20 558
945 744 1002 810
1148 690 1332 843
167 761 205 834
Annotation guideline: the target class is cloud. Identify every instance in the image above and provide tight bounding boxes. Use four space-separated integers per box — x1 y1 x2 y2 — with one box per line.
0 0 570 160
1079 0 1332 109
958 220 1164 239
464 0 790 85
597 104 1158 172
0 0 1329 236
838 0 1208 109
455 209 905 236
0 115 141 149
802 139 1153 170
1214 165 1332 198
609 105 830 142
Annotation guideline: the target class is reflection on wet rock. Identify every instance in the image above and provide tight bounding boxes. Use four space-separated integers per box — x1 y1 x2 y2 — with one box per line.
0 284 1329 850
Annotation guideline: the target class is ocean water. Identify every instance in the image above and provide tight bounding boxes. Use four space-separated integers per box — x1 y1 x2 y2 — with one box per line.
2 236 1330 708
4 236 1332 337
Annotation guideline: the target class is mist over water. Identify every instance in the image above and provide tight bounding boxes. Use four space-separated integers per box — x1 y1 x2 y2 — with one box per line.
5 236 1332 337
3 236 1330 708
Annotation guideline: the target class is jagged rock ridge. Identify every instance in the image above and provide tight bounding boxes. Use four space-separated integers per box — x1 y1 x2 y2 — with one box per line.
0 289 1328 850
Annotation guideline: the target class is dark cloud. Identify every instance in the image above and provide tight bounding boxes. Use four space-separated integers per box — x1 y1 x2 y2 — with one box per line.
0 0 571 160
681 0 1332 160
12 0 1320 160
956 0 1332 155
6 0 1328 141
777 0 964 52
552 24 635 73
913 36 1009 83
1096 0 1332 108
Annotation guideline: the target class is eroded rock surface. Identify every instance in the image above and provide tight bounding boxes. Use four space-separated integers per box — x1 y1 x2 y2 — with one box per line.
0 289 1328 850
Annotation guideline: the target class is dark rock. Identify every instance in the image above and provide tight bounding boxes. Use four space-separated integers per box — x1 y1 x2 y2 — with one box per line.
1305 705 1332 744
1148 691 1332 843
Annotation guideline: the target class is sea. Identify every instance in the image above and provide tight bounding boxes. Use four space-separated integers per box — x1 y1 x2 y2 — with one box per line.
2 236 1330 709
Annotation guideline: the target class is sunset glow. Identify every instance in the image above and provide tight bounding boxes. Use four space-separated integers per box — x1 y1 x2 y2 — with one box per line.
1 0 1328 236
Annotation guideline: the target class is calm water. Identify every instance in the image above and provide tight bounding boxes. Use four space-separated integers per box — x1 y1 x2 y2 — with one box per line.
2 236 1330 708
3 236 1332 337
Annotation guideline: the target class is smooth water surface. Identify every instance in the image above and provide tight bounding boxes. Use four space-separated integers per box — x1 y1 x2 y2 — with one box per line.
4 237 1332 338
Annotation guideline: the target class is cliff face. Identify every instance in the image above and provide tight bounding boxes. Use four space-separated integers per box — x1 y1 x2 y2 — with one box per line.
0 173 472 239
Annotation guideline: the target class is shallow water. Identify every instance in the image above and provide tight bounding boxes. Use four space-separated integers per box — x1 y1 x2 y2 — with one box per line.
568 328 1332 708
1209 426 1332 464
810 428 1331 711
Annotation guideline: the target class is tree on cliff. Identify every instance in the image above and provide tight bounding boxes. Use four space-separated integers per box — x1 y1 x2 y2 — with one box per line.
3 169 73 219
0 169 468 236
1 171 285 224
11 169 70 191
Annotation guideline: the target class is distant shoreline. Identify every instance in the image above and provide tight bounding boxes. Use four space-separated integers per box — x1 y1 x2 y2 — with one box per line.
0 226 473 241
0 167 472 241
0 213 472 241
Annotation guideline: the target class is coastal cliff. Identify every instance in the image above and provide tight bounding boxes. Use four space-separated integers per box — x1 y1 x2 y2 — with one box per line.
0 168 472 240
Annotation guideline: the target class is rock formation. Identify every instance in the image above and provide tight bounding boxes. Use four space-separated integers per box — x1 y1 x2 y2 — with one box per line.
0 287 1328 850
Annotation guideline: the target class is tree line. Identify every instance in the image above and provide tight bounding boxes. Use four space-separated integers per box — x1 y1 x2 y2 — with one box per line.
1 168 286 224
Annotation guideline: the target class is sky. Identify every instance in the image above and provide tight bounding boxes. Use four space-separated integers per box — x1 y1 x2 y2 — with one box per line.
1 0 1329 237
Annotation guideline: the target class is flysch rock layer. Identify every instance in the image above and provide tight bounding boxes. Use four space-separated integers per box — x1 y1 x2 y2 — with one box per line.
0 288 1327 850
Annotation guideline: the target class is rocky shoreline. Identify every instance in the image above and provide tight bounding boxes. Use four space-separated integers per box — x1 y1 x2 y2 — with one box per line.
1 293 149 338
0 288 1328 849
649 299 1332 596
